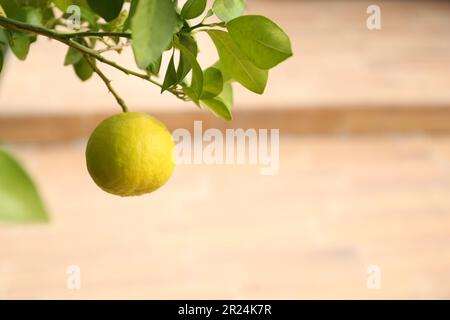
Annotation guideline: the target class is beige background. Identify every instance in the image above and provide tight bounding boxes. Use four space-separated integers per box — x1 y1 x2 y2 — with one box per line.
1 0 450 299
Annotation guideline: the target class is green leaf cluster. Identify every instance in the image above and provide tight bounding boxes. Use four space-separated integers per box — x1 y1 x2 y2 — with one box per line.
0 0 293 120
129 0 292 120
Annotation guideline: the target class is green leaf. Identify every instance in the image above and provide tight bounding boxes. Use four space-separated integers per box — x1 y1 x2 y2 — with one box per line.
123 0 139 31
227 15 292 69
55 1 98 26
201 82 233 120
64 46 83 65
132 0 177 69
0 0 20 18
87 0 124 22
15 7 43 26
41 6 56 27
181 0 206 20
17 0 48 7
212 60 231 82
176 41 203 101
8 32 31 61
207 30 267 94
182 86 200 107
218 81 233 107
161 53 177 92
212 0 245 22
53 0 70 11
0 50 3 73
176 33 197 82
0 148 49 223
73 56 94 81
201 98 232 121
80 6 99 26
201 67 223 99
147 54 162 76
53 0 94 25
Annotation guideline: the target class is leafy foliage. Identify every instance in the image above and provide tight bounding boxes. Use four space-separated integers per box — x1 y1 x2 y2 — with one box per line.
0 148 49 223
0 0 292 120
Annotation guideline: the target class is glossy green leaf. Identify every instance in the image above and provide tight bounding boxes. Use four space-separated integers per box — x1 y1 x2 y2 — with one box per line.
200 81 233 120
0 0 20 18
8 32 30 61
123 0 139 31
176 41 203 101
212 60 231 82
0 148 49 223
201 67 223 99
207 30 267 94
201 98 232 121
182 86 200 107
147 54 162 76
218 81 233 107
227 15 292 69
181 0 206 20
176 33 198 82
212 0 245 22
87 0 124 21
132 0 177 69
65 38 87 66
73 56 94 81
64 46 83 65
161 53 177 92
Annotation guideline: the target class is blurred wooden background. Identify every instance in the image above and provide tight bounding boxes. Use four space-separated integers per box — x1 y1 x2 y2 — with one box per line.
0 0 450 299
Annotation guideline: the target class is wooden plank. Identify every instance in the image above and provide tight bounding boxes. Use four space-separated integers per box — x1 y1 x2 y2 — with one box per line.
2 106 450 143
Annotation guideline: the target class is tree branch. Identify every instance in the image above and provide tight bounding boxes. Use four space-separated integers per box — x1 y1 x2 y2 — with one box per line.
60 31 132 39
0 16 183 101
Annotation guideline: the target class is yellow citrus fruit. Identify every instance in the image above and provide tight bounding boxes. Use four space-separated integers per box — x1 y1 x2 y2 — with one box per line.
85 112 175 197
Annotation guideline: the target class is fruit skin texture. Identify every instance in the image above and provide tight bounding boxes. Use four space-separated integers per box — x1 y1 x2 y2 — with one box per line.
86 112 175 197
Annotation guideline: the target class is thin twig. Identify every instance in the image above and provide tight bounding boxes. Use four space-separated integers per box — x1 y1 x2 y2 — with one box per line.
97 43 128 54
59 31 132 39
83 54 128 113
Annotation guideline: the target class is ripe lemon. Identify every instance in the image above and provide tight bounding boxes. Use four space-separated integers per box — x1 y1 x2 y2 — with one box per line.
85 112 175 197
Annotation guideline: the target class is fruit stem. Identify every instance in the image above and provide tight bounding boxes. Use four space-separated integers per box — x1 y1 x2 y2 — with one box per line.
84 54 128 113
